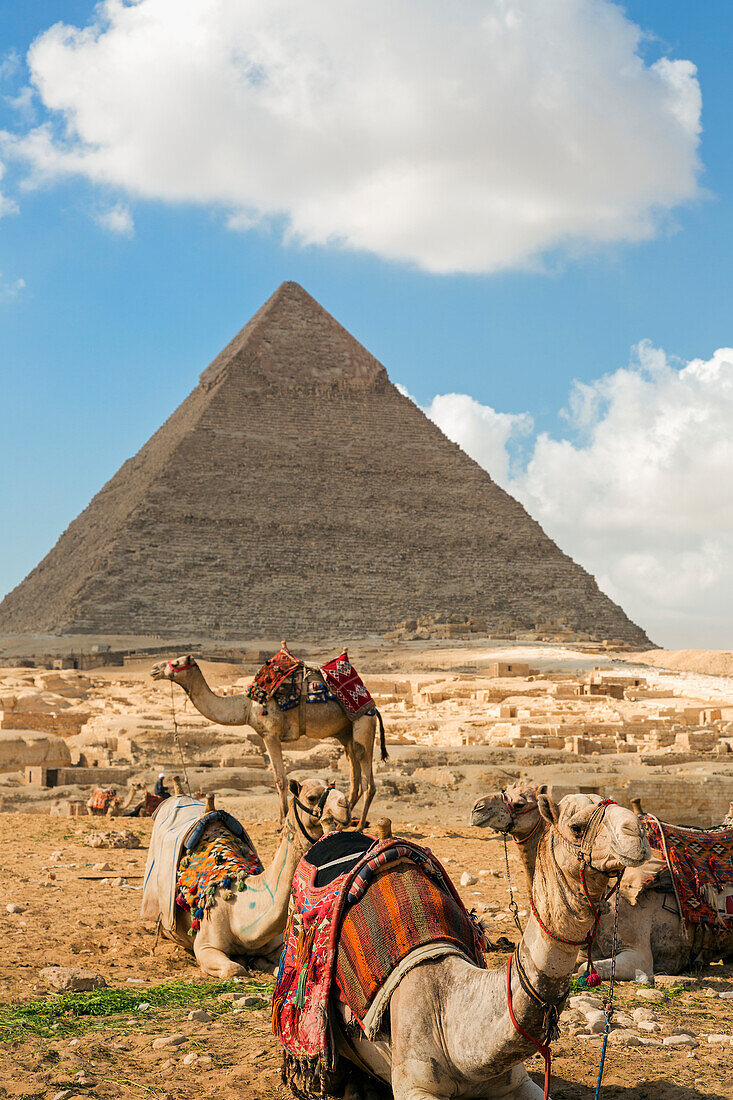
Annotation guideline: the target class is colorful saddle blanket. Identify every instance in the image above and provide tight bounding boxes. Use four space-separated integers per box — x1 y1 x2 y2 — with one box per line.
247 645 375 722
143 792 165 815
176 821 263 933
89 788 120 813
272 835 485 1098
247 644 303 705
336 861 483 1028
644 816 733 928
320 651 374 720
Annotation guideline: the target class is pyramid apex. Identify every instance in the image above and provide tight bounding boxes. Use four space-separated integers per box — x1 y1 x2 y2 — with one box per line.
199 282 387 392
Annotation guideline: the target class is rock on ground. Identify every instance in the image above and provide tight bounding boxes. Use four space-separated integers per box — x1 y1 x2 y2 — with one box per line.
39 967 106 992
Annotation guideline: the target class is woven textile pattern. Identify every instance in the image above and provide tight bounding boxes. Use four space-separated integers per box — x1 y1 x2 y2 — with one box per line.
272 837 485 1098
176 823 263 929
247 645 302 704
89 788 120 813
142 792 165 815
320 651 374 720
335 862 482 1023
644 817 733 927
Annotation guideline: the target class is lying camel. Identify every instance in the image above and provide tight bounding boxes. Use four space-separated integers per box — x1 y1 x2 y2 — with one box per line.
151 655 385 828
145 777 350 978
472 783 733 980
338 795 647 1099
87 785 140 816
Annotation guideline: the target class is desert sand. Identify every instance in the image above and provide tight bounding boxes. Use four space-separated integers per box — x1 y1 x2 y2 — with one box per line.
2 638 733 1099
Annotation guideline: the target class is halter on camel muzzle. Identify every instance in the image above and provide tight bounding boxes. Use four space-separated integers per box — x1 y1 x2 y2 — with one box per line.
561 797 617 869
291 783 336 841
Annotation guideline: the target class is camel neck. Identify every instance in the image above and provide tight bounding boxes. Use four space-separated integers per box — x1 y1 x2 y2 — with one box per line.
232 818 310 941
512 817 544 893
179 668 249 725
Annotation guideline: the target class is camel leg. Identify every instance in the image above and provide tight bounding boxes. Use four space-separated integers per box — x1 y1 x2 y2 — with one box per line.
392 1063 544 1100
344 736 362 815
263 734 288 821
352 716 376 830
592 945 654 981
192 936 249 979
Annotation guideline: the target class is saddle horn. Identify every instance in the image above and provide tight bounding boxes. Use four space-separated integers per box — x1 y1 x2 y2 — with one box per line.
376 818 392 841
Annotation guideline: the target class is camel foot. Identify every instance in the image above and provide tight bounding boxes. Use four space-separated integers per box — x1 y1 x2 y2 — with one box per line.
199 960 249 979
479 1064 546 1099
194 942 250 979
587 949 652 982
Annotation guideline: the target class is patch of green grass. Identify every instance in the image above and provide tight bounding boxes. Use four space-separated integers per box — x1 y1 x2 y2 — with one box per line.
0 978 271 1042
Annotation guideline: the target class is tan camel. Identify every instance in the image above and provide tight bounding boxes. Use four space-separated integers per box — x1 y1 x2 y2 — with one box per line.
86 785 142 817
149 777 350 978
338 795 647 1099
151 655 386 828
472 784 733 980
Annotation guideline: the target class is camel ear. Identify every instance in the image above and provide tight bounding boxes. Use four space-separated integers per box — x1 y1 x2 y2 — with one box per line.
537 793 560 825
537 783 548 796
288 779 301 797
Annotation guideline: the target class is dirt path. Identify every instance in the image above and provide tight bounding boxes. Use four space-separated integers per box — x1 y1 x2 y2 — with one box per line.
2 814 732 1100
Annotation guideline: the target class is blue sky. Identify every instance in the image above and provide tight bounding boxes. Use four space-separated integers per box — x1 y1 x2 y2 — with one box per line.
1 1 732 646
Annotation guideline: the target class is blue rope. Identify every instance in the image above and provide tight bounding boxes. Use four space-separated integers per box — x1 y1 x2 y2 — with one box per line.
593 1021 611 1100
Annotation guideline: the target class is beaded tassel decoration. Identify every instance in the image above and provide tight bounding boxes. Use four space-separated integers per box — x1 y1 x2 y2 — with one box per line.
576 964 602 988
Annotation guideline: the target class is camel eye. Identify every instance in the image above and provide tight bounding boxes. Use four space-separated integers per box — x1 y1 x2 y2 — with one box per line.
570 823 585 837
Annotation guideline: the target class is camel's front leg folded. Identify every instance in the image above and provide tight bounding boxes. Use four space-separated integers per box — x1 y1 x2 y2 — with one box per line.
192 937 249 979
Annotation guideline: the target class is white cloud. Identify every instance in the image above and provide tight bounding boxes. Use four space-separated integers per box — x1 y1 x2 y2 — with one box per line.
417 343 733 647
1 0 702 273
0 162 18 218
93 201 134 236
424 392 533 487
0 272 26 301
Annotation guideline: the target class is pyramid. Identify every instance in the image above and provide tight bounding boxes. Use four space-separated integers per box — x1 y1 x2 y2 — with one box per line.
0 282 650 644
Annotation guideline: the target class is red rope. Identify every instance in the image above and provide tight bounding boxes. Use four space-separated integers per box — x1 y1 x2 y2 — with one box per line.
529 894 589 947
506 955 551 1100
514 818 543 846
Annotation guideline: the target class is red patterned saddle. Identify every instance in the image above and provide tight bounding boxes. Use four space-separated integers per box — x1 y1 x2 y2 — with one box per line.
247 645 375 722
272 834 485 1099
88 788 120 813
644 815 733 928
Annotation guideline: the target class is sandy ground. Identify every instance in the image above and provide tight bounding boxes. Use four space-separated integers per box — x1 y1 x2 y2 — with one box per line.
3 809 733 1100
633 650 733 681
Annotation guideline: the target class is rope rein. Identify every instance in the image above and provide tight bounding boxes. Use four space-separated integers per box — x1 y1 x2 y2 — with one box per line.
594 871 621 1100
503 833 523 933
506 955 552 1100
504 798 623 1100
169 679 192 795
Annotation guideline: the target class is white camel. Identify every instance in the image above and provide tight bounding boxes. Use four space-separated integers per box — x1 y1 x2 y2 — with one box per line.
145 777 349 978
471 783 733 980
337 794 648 1099
151 655 385 828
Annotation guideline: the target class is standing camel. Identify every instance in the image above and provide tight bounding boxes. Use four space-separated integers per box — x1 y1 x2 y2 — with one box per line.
471 783 733 980
334 794 648 1099
151 656 386 828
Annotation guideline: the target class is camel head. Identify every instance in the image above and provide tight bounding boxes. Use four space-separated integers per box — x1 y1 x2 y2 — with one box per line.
471 782 542 836
286 777 350 845
538 793 650 877
150 655 199 682
320 785 351 833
